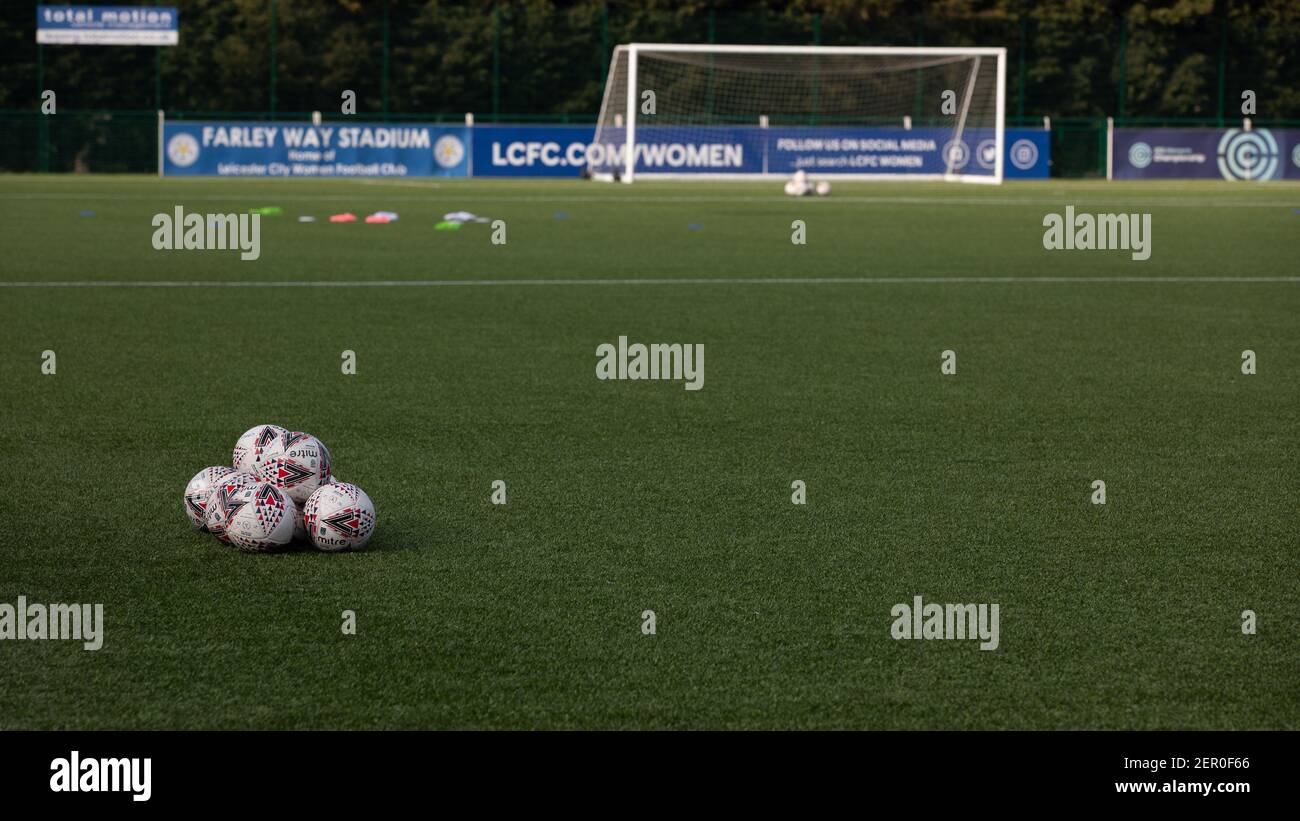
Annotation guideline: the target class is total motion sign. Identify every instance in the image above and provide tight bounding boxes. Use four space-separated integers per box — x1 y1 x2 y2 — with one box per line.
37 5 179 46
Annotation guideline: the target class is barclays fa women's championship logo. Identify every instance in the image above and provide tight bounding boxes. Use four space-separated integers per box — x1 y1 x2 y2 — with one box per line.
1216 129 1279 180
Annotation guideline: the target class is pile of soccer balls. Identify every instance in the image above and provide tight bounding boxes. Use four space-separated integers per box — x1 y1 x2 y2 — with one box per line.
783 169 831 197
183 424 376 552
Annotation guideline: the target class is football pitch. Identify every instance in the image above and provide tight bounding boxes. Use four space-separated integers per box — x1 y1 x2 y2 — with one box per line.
1 175 1297 730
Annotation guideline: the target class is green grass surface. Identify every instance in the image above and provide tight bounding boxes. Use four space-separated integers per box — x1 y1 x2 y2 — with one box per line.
0 175 1297 729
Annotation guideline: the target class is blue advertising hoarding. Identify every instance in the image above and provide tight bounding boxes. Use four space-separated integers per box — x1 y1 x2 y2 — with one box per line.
37 5 178 46
1003 131 1050 179
773 127 976 175
473 125 1050 179
161 120 1048 179
476 125 598 176
1114 127 1300 180
161 121 470 177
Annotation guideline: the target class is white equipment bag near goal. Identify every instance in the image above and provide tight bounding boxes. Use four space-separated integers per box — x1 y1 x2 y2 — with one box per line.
590 44 1006 184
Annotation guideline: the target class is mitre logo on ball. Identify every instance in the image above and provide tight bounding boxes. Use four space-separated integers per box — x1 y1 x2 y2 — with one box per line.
303 482 376 552
257 431 332 504
186 424 374 553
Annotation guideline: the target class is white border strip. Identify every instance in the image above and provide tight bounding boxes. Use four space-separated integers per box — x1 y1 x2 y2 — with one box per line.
157 110 165 178
1106 116 1114 181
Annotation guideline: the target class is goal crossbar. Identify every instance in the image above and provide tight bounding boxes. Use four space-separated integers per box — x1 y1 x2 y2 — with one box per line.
594 43 1007 184
621 44 1007 57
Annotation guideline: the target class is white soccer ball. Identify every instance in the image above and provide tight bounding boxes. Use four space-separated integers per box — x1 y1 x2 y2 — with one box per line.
203 472 260 542
292 504 308 542
815 180 831 197
184 466 235 529
257 431 332 504
303 481 376 552
785 171 813 197
233 424 287 473
223 482 297 553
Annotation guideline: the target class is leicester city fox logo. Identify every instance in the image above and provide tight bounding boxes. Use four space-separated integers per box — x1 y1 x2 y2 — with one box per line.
434 134 465 169
166 133 200 167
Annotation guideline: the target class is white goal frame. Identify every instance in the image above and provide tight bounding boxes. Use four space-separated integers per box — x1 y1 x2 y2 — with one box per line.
598 43 1007 185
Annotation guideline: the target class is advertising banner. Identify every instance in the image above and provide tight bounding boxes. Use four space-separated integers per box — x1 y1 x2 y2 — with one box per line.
37 5 179 46
1113 127 1300 180
161 121 470 177
473 125 601 177
762 126 995 176
162 120 1047 179
473 125 1050 178
1003 130 1051 179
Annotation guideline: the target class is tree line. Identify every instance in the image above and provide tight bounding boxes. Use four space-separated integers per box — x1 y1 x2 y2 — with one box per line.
1 0 1296 121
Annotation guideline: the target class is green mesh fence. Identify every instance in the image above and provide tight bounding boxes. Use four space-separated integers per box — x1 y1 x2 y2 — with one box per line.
1 109 157 173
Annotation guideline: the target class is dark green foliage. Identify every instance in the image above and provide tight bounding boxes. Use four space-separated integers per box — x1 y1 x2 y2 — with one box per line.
0 1 1297 118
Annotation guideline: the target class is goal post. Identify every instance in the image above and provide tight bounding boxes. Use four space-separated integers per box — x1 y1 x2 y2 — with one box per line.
590 44 1007 184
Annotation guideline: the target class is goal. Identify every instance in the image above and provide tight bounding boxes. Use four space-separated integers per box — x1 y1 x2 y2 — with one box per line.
590 44 1006 184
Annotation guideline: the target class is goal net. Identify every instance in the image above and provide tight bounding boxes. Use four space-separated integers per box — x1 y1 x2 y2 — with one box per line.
590 44 1006 184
